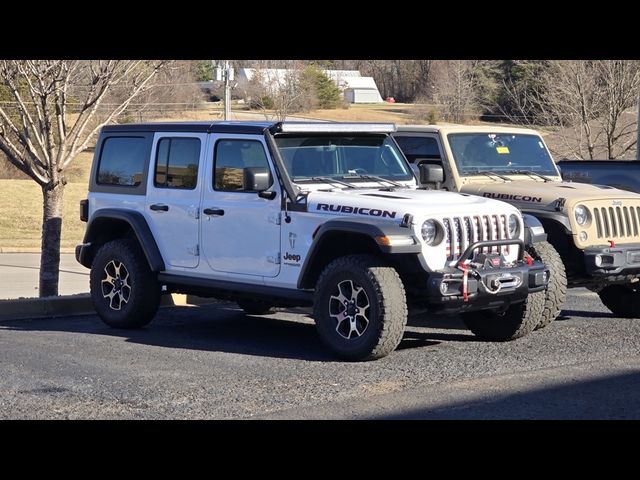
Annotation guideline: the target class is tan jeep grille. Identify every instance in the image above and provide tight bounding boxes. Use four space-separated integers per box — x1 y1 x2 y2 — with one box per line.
443 214 510 261
593 206 640 239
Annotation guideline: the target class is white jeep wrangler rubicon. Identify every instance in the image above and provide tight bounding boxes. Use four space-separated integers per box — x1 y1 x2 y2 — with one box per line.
76 121 548 360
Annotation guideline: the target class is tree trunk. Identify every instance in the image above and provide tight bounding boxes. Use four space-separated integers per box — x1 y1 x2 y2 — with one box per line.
39 183 64 297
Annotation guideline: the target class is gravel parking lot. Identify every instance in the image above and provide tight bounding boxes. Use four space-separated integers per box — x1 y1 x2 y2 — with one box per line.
1 288 639 419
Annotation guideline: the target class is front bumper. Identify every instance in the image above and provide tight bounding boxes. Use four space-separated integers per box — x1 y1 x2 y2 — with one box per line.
424 239 549 313
584 243 640 276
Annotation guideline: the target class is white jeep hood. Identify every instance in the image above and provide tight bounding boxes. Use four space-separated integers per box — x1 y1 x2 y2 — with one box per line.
305 187 518 219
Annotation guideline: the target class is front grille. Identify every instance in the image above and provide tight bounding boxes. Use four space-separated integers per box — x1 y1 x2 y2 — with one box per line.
593 206 640 239
443 214 510 261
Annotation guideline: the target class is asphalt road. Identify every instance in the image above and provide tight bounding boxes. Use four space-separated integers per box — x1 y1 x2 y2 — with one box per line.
0 253 89 299
1 288 639 419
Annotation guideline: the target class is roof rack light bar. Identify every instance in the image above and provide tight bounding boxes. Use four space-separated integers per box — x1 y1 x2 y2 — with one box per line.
278 122 396 133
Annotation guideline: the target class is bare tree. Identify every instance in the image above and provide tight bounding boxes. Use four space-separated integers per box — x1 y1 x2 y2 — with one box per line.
242 62 316 121
0 60 167 297
501 60 640 160
433 60 479 123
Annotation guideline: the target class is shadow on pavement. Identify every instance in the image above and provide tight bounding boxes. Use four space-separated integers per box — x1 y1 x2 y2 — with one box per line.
561 309 616 319
0 302 470 361
372 370 640 419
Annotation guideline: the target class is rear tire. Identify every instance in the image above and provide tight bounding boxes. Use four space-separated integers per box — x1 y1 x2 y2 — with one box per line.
526 241 567 330
237 299 275 315
90 239 161 329
314 255 407 361
462 290 545 341
598 284 640 318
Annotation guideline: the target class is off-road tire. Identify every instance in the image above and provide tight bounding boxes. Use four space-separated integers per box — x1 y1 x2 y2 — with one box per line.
461 290 545 341
313 255 407 361
237 299 275 315
598 284 640 318
526 241 567 330
90 239 161 329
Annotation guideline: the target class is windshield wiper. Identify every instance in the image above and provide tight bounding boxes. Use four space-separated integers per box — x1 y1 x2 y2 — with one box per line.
468 170 512 182
505 169 553 182
309 176 356 188
342 173 406 188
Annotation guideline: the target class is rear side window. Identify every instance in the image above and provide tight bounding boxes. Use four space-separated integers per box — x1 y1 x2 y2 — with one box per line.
97 137 147 186
154 138 201 189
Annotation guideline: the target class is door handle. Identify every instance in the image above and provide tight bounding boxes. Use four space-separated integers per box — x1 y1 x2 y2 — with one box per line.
203 208 225 216
150 204 169 212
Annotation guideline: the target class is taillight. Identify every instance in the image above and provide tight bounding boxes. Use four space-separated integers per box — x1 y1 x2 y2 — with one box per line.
80 199 88 222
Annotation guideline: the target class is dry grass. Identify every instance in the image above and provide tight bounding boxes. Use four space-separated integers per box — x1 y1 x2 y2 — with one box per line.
0 180 87 250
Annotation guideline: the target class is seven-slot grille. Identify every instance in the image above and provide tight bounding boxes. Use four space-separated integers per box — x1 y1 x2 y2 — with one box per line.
593 206 640 240
443 215 511 261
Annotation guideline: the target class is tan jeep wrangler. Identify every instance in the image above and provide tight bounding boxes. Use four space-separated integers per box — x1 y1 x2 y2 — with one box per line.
393 125 640 327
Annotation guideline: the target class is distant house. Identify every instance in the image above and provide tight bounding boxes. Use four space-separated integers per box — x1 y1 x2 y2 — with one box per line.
237 68 383 104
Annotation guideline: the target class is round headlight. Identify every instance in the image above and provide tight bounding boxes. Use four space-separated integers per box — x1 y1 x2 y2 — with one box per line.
575 205 589 225
508 214 520 238
421 220 438 245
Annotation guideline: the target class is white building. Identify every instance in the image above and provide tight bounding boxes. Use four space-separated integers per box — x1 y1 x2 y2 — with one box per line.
237 68 383 104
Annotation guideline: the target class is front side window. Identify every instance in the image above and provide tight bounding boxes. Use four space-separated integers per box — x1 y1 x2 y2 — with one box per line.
97 137 147 186
214 139 271 191
154 137 201 189
274 135 413 182
448 133 559 176
394 136 441 164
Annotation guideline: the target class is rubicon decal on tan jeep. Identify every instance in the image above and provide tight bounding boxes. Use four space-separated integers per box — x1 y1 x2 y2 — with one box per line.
483 192 542 203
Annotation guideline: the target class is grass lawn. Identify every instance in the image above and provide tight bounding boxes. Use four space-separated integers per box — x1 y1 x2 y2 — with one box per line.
0 180 88 251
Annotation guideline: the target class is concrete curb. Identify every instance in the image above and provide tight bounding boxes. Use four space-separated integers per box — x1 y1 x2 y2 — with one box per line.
0 293 216 322
0 247 76 254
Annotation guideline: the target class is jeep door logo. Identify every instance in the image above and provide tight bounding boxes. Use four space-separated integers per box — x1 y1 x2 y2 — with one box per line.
316 203 397 218
283 252 301 266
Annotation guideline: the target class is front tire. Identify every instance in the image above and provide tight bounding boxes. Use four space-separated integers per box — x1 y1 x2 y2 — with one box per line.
90 239 161 329
526 241 567 330
313 255 407 361
462 290 545 341
598 284 640 318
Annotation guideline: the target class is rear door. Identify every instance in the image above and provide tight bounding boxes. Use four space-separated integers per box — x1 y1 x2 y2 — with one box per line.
145 132 206 268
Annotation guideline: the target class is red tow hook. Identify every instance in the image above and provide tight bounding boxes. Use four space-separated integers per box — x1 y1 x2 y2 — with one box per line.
524 253 534 266
608 240 616 248
457 261 470 302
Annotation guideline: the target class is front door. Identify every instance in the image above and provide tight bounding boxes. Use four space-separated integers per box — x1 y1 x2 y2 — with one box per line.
145 132 206 268
200 136 281 277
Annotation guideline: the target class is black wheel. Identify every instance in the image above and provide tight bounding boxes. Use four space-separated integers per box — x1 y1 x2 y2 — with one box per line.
598 284 640 318
313 255 407 361
90 239 161 329
462 290 545 341
526 241 567 330
237 299 275 315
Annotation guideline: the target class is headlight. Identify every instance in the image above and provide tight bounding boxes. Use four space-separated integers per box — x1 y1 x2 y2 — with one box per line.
508 214 520 238
421 220 438 245
574 205 589 225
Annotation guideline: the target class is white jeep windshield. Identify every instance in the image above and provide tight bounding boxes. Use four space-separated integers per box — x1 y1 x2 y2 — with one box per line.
448 133 559 177
274 135 414 183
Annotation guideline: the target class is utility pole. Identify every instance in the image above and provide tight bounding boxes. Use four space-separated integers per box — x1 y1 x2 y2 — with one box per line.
213 60 234 120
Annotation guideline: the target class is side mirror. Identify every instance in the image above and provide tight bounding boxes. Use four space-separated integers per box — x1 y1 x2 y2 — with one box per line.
419 163 444 187
243 167 272 192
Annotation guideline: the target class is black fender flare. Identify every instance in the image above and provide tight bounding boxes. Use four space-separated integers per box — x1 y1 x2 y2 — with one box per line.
522 213 548 245
297 218 421 289
522 209 572 235
80 208 165 271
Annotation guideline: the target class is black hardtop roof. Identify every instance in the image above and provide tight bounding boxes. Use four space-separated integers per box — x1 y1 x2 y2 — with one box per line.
101 121 276 135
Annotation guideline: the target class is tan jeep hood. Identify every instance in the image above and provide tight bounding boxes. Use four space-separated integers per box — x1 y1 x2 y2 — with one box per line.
461 180 640 211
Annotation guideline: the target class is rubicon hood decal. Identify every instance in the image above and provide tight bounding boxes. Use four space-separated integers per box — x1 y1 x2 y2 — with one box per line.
316 203 397 218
